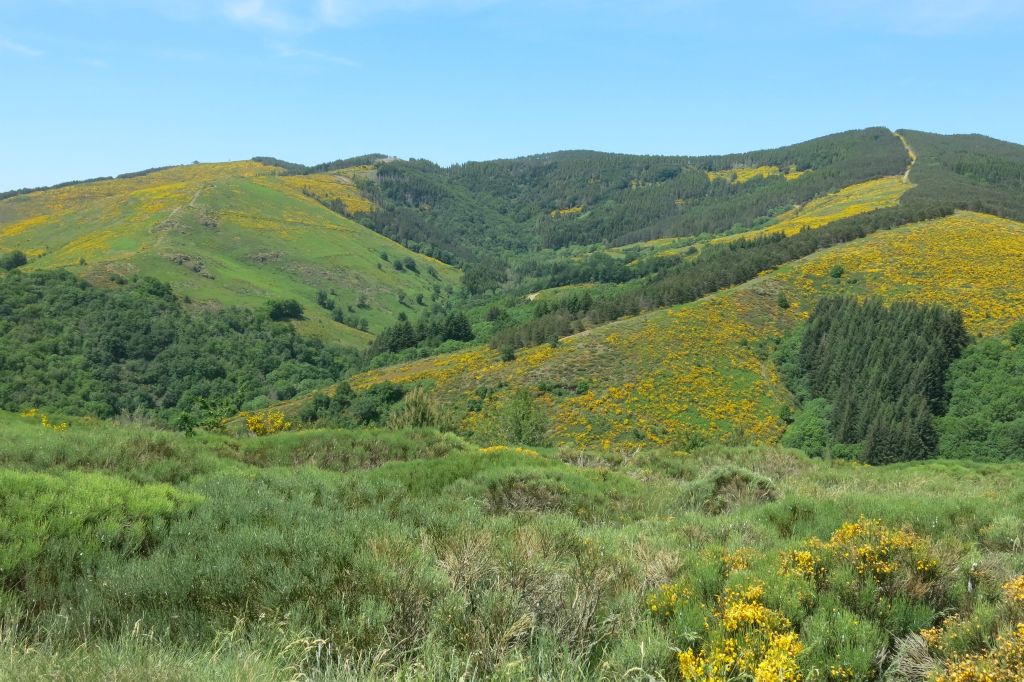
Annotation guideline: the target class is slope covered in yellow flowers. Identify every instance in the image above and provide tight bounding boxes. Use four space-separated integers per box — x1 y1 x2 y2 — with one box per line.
706 165 806 183
352 211 1024 449
0 162 459 347
274 166 375 215
711 175 908 245
613 174 909 262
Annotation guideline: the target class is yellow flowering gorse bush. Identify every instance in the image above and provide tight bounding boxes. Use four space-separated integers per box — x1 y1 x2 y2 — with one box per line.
241 410 292 436
677 583 803 682
935 623 1024 682
479 445 540 458
1004 575 1024 604
646 582 691 620
721 547 754 575
782 517 938 588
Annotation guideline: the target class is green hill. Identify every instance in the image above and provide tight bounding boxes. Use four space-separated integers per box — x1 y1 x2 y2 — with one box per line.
358 127 909 262
0 161 460 347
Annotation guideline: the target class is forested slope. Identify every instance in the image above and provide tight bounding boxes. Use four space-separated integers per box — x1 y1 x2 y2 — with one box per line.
358 127 908 261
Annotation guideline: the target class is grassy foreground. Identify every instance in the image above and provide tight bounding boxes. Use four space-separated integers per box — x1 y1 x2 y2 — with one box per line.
2 411 1024 680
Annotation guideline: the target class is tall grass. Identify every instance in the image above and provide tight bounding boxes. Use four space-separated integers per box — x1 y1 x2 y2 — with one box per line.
1 411 1023 679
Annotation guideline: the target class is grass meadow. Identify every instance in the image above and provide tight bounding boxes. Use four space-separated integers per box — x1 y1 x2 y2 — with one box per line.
2 410 1023 680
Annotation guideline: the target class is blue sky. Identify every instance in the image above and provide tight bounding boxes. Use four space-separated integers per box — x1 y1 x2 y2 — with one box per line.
2 0 1024 191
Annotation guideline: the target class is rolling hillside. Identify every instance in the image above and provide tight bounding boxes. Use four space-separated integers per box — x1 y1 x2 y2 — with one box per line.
4 126 1024 427
0 162 460 347
345 211 1024 450
359 127 909 259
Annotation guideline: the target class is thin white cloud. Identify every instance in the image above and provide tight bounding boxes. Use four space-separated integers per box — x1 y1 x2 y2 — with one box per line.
223 0 503 30
0 37 43 57
272 42 357 65
805 0 1024 35
225 0 302 30
316 0 502 26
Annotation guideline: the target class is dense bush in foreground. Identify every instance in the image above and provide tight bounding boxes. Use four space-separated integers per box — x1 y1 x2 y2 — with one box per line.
1 411 1023 680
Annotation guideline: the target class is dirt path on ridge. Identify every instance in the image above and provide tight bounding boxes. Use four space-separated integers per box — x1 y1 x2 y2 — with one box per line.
894 131 917 184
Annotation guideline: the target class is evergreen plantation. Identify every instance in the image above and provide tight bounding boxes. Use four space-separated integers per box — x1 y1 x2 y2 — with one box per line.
3 127 1024 679
781 297 970 463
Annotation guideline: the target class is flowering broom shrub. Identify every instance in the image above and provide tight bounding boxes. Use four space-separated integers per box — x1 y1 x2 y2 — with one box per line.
241 410 292 436
676 583 803 682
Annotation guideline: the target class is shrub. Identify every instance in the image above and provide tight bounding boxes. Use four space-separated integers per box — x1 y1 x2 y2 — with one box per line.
683 465 778 514
0 469 200 602
780 398 834 458
477 388 550 447
349 383 406 425
263 299 303 321
0 250 27 271
315 290 334 310
386 387 450 430
677 583 802 681
1009 320 1024 346
242 410 292 436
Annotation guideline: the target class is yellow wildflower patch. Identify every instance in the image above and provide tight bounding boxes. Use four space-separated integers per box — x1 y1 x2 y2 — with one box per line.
19 407 69 431
646 582 691 619
1004 575 1024 604
479 445 540 458
549 205 584 217
707 165 799 184
711 175 908 246
935 623 1024 682
274 172 374 214
677 582 803 682
721 547 754 574
782 517 938 588
782 211 1024 336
